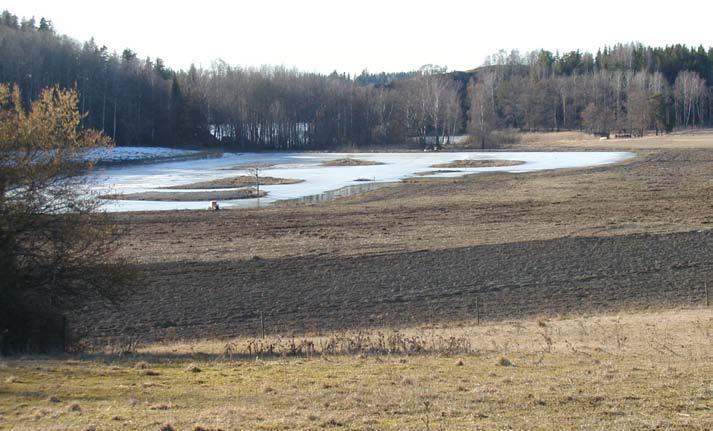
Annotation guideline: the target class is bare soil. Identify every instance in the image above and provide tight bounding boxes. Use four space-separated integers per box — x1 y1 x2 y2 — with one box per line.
100 187 265 202
75 132 713 342
430 159 524 168
161 175 303 189
320 158 384 166
79 228 713 341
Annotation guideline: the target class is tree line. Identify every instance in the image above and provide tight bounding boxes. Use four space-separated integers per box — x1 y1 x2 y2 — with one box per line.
470 46 713 144
3 10 713 150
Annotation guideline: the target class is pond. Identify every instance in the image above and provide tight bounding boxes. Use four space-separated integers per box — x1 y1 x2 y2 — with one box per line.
89 148 634 211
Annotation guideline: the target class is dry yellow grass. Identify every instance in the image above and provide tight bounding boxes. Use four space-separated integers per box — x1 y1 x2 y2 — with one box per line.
2 308 711 430
514 129 713 150
140 308 712 358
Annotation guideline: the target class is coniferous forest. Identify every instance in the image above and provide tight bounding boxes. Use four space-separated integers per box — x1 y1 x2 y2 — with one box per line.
2 9 713 150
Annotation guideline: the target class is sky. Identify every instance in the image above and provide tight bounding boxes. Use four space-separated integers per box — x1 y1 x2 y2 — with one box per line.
4 0 713 75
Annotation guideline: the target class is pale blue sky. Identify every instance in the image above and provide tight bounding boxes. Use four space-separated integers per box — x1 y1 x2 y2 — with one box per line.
4 0 713 74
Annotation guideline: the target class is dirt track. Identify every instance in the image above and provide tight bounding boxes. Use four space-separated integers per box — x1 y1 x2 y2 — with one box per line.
73 136 713 341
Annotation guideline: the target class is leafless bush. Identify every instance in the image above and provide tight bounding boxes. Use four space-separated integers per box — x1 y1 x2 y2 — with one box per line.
539 327 554 353
611 319 628 351
226 330 473 358
692 318 713 340
489 129 521 148
103 334 141 356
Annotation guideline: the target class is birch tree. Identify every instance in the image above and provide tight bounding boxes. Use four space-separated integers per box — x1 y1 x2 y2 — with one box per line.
467 72 498 148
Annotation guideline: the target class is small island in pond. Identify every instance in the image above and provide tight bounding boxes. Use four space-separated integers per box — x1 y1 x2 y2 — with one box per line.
414 169 463 176
321 158 384 167
430 159 525 168
162 175 304 190
100 188 266 202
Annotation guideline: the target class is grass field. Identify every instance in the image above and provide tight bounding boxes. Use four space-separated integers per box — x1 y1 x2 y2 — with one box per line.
1 309 711 430
4 131 713 430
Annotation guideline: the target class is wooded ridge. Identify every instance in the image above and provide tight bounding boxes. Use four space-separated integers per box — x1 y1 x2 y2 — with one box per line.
2 10 713 150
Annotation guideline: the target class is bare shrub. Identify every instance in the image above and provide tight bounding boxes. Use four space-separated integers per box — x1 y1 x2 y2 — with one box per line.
104 334 141 356
232 330 473 357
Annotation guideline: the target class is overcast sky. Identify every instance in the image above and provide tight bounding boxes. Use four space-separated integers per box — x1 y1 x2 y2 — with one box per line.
4 0 713 74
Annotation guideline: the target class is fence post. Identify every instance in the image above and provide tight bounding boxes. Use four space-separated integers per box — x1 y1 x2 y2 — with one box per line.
260 311 265 339
706 281 710 308
62 315 67 353
476 297 480 326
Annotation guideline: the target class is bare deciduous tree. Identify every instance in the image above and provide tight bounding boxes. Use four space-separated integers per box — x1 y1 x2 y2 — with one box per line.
674 71 706 128
467 73 498 148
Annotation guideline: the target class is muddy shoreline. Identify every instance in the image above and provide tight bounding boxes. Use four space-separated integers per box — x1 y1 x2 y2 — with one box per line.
430 159 525 168
100 188 265 201
161 175 304 190
320 158 385 166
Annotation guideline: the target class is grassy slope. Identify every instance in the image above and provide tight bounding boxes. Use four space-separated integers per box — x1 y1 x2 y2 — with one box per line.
1 309 711 430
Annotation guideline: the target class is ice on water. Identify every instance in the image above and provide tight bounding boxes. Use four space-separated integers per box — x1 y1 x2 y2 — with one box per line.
89 150 634 211
82 146 196 163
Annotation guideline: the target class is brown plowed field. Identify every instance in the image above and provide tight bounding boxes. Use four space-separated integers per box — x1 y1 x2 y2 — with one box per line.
74 134 713 341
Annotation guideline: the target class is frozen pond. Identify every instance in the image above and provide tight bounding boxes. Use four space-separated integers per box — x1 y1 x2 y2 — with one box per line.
90 150 634 211
84 146 197 163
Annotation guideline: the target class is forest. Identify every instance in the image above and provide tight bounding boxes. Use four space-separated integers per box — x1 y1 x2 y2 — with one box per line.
2 9 713 150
